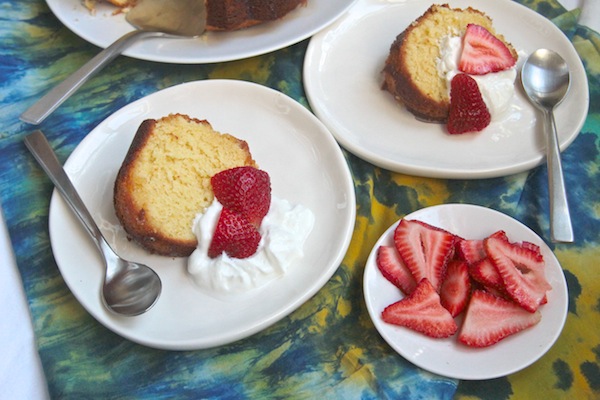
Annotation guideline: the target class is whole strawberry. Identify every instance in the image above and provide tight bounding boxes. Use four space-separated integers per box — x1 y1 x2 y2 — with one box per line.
208 208 261 259
211 166 271 228
447 74 491 134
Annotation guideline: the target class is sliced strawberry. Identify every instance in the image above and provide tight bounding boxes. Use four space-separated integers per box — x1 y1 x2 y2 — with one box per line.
458 24 517 75
393 219 456 292
456 238 485 265
469 258 504 291
382 279 458 338
447 74 491 134
458 290 541 347
376 245 417 295
211 166 271 227
456 231 508 265
208 208 261 259
440 259 471 317
484 235 551 312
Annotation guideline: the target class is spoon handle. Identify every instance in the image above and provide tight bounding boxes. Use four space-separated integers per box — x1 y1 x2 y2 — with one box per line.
24 130 105 247
20 30 161 125
544 110 574 243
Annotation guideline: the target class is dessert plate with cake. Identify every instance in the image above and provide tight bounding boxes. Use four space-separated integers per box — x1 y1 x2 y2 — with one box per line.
47 79 356 350
363 204 568 380
45 0 356 63
303 0 589 179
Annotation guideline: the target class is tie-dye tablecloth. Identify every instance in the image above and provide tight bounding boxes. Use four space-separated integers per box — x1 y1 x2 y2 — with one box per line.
1 0 598 398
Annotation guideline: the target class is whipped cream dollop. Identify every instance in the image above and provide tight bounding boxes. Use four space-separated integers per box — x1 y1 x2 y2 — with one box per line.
437 35 517 119
187 196 314 297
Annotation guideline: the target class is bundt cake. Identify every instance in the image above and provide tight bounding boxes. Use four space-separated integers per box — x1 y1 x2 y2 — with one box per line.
382 4 517 122
114 113 257 257
94 0 307 31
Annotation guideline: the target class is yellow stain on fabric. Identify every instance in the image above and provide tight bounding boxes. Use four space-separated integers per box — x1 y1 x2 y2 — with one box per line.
339 347 371 380
309 308 330 333
253 340 292 372
337 296 352 318
392 174 450 206
573 35 600 75
208 56 273 82
506 245 600 399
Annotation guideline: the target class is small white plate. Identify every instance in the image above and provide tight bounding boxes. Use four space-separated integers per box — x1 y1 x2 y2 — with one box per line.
363 204 568 380
304 0 589 178
45 0 356 63
48 79 356 350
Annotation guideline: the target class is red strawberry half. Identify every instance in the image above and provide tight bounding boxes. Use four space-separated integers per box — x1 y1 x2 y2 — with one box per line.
211 166 271 228
484 235 552 312
393 219 456 292
458 290 541 347
440 259 471 317
459 24 517 75
382 279 458 339
376 245 417 295
447 74 491 134
208 207 261 259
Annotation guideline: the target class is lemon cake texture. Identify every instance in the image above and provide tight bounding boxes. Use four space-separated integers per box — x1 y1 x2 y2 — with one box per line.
114 113 257 257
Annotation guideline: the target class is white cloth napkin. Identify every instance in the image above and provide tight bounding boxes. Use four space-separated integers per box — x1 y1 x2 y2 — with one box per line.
560 0 599 32
0 209 49 400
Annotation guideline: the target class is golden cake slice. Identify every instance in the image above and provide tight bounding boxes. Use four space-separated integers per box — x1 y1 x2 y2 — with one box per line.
382 4 517 122
114 113 257 257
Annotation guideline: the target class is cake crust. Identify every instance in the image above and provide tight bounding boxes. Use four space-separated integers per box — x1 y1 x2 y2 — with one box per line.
114 114 256 257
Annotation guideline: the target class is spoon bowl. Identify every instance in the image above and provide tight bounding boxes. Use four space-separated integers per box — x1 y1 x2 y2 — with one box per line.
24 130 162 316
521 48 573 243
20 0 206 125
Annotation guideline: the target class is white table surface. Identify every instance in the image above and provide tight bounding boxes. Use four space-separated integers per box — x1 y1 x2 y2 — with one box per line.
1 1 596 398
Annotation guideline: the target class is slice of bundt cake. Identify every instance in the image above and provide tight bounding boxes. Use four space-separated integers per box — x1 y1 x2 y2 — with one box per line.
382 4 517 122
93 0 307 31
114 113 257 257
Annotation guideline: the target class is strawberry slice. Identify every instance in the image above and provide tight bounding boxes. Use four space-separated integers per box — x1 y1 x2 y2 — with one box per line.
469 258 504 291
456 231 508 265
456 238 485 265
447 74 491 134
211 166 271 227
376 245 417 295
458 290 542 347
459 24 517 75
382 279 458 338
484 235 551 312
440 259 471 317
208 208 261 259
393 219 456 292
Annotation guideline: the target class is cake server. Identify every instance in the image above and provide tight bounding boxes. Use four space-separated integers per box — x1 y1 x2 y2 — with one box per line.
24 130 162 316
521 48 573 243
20 0 206 125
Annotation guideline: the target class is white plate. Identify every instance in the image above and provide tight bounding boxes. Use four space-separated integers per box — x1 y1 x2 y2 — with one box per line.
304 0 589 178
363 204 568 380
48 79 356 350
45 0 356 63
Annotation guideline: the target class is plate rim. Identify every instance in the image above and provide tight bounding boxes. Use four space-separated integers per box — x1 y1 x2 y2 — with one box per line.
303 0 589 179
45 0 358 64
48 79 356 350
362 203 568 380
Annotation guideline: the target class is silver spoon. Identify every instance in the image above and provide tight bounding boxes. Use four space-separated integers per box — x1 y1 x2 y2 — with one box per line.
24 130 162 316
521 48 573 243
20 0 207 125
